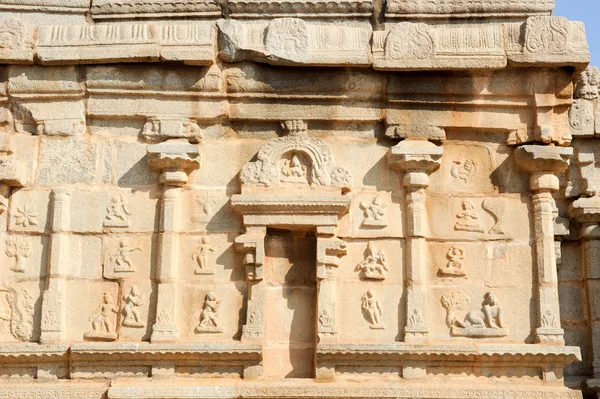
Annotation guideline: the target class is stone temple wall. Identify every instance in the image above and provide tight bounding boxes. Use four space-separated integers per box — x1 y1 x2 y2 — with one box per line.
0 1 598 398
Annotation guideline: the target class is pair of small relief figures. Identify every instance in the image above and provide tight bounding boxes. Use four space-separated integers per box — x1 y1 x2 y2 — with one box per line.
104 193 132 228
455 199 505 235
192 237 215 275
438 246 466 277
84 287 145 341
195 291 223 333
361 289 384 330
360 196 387 228
110 239 142 273
356 241 388 280
441 291 507 337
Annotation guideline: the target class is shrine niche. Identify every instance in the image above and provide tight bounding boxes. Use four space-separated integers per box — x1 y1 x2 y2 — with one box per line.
0 0 595 398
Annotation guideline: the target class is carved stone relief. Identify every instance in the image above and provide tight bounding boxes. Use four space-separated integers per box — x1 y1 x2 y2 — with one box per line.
441 291 507 337
195 291 223 334
121 286 145 329
5 237 31 273
355 241 388 280
359 196 388 228
84 292 118 341
454 199 507 235
454 200 484 233
192 237 215 275
103 193 132 228
0 282 33 342
438 246 466 277
361 289 384 330
14 203 38 228
107 239 143 273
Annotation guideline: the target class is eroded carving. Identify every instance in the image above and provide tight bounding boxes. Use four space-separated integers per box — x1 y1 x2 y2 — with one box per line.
104 193 132 228
359 196 388 228
192 237 215 275
451 159 476 186
441 291 507 337
482 199 506 235
0 18 25 57
385 23 434 61
361 290 384 330
355 241 388 280
121 286 145 329
438 246 466 277
0 282 33 342
454 200 484 233
5 237 31 273
195 291 223 334
84 292 118 341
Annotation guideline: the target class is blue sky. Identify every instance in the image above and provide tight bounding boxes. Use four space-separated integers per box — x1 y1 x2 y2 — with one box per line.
554 0 599 65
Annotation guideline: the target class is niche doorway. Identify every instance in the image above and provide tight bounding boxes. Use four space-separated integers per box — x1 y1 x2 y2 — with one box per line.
263 227 318 379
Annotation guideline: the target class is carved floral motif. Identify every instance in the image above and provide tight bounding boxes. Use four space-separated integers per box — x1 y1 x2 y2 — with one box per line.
14 204 38 228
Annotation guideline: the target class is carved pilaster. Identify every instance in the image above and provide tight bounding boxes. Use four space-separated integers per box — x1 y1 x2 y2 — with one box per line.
388 138 443 342
40 189 70 343
147 139 200 342
515 145 573 344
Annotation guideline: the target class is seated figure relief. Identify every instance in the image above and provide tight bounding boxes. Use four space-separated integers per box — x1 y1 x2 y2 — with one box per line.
355 241 389 280
441 291 507 338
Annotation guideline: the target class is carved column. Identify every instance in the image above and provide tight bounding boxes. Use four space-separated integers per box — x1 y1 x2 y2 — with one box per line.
147 139 200 342
40 189 70 343
235 226 266 342
515 145 573 344
388 138 442 342
570 192 600 389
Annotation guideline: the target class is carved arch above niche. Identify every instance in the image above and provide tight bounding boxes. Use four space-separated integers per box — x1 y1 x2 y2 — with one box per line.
240 120 353 192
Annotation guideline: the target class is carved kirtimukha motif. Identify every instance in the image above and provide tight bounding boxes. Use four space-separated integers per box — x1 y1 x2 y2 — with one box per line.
195 291 223 333
438 246 466 277
109 239 142 273
361 289 384 330
104 193 132 228
0 282 33 342
451 159 476 185
14 204 38 228
355 241 389 280
84 292 118 341
455 200 484 233
121 286 145 328
441 291 507 337
360 196 388 228
5 237 31 273
192 237 216 275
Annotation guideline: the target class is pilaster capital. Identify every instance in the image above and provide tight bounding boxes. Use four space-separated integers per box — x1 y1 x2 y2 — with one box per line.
569 194 600 225
147 139 200 186
387 139 443 188
514 145 573 192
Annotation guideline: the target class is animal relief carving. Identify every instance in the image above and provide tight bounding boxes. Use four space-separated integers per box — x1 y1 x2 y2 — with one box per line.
441 291 507 337
0 282 33 342
121 286 145 328
84 292 118 341
192 237 215 275
5 237 31 273
361 290 384 330
355 241 388 280
195 291 223 333
359 196 388 228
438 246 466 277
104 193 132 228
451 159 476 185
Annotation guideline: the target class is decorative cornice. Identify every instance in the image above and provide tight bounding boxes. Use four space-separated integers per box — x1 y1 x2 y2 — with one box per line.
228 0 373 18
386 0 554 18
91 0 222 19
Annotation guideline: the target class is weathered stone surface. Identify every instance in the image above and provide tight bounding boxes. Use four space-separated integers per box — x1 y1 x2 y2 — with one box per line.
0 1 596 398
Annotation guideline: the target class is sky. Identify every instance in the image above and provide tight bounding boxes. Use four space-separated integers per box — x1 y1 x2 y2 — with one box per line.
553 0 599 65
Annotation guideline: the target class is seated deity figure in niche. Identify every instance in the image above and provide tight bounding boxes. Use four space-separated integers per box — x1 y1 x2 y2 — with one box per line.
439 246 466 277
192 237 215 275
454 200 484 233
360 196 388 228
104 193 132 227
84 292 118 340
121 286 145 328
355 241 389 280
195 291 223 333
110 239 142 272
361 289 384 329
280 153 308 183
